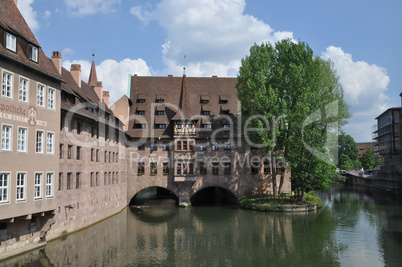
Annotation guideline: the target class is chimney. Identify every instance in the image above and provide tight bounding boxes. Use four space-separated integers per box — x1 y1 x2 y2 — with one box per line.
70 64 81 88
52 51 62 75
94 81 103 102
103 91 110 107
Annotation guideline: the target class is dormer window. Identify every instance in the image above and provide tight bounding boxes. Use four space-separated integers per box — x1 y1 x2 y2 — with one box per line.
29 45 38 62
219 95 228 104
137 94 146 103
156 95 165 103
6 33 16 52
200 95 209 104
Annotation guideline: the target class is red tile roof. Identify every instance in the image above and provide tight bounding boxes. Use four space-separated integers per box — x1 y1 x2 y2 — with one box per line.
0 0 62 82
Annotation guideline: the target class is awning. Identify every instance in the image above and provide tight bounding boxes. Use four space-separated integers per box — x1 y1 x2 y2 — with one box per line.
201 105 211 111
201 95 210 101
138 94 146 99
156 105 165 111
220 105 230 111
201 118 212 124
136 104 146 111
219 95 229 101
154 117 167 124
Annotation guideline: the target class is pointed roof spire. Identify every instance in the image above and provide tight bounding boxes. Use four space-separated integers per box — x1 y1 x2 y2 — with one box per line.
88 47 98 87
172 73 191 121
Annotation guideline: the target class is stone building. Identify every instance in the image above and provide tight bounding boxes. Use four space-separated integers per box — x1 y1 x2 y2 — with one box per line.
47 53 127 239
0 0 63 255
114 72 292 205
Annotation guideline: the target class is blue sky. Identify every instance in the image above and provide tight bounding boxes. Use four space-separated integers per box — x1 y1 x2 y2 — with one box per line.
17 0 402 142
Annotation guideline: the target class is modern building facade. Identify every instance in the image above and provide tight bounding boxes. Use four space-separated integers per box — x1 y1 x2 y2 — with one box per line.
0 0 63 254
372 100 402 193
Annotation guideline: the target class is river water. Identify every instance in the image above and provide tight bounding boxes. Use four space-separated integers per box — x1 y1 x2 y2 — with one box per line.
1 183 402 266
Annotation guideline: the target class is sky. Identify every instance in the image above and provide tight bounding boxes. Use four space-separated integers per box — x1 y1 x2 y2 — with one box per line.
16 0 402 142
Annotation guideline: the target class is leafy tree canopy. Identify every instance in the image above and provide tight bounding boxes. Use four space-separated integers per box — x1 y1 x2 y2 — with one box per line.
237 39 350 198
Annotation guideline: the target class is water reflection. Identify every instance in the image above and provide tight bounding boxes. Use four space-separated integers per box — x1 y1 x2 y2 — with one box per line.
1 183 402 266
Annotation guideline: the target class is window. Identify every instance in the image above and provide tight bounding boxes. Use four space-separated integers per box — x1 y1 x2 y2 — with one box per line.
76 121 81 134
189 141 194 150
105 151 108 163
137 98 145 103
150 162 157 175
264 161 271 174
96 149 99 162
2 125 12 151
96 173 99 186
6 33 16 52
134 123 146 129
104 172 108 185
37 84 45 107
201 99 209 104
150 145 155 151
138 162 145 175
46 173 53 197
91 148 94 161
212 162 219 175
251 166 260 175
224 162 231 175
91 126 97 137
224 142 231 150
59 144 64 159
138 144 145 151
48 88 55 109
183 141 188 150
36 130 44 153
16 173 25 201
90 172 94 187
183 163 187 175
34 173 42 199
136 110 145 115
176 163 182 175
0 173 9 203
163 162 169 175
58 173 62 191
202 111 210 116
199 162 207 175
177 141 181 151
29 45 38 62
162 143 169 151
67 145 72 159
18 127 27 152
189 163 194 175
156 110 164 116
47 132 54 154
155 124 166 129
177 124 182 129
2 72 12 98
19 78 28 102
212 143 217 151
76 173 80 189
67 173 72 190
202 124 212 129
223 124 230 128
76 146 81 160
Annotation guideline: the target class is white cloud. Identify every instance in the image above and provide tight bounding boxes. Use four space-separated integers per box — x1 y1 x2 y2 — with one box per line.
64 0 121 16
321 46 390 142
62 58 152 105
62 48 74 56
131 0 293 77
43 10 51 19
18 0 40 32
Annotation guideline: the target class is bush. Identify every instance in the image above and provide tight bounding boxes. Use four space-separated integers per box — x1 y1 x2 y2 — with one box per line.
244 188 253 199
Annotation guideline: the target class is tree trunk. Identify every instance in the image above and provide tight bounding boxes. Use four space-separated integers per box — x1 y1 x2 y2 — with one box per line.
278 171 285 194
271 152 277 197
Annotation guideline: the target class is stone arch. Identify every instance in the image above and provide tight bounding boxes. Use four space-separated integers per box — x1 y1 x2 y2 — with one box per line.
190 180 240 202
127 179 179 204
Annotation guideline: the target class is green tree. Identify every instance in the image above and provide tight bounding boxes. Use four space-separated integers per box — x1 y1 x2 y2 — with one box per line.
360 146 381 170
338 132 359 169
237 39 350 199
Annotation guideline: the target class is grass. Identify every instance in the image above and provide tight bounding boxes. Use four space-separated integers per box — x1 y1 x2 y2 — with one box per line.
240 192 322 212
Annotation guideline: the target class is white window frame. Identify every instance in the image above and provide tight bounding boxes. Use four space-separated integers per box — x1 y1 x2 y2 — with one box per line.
37 84 45 107
30 45 38 62
0 173 9 203
2 124 12 151
2 71 13 99
48 88 55 110
34 172 42 199
46 172 53 198
6 32 16 52
47 132 54 154
17 127 27 152
19 77 28 103
16 172 26 201
36 130 44 154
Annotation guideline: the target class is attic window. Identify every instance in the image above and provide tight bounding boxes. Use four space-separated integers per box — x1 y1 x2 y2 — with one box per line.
29 45 38 62
219 95 228 104
200 95 210 104
137 94 146 103
6 32 16 52
156 95 165 103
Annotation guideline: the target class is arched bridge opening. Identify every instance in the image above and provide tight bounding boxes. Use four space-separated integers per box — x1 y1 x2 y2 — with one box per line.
129 187 179 206
191 187 239 206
